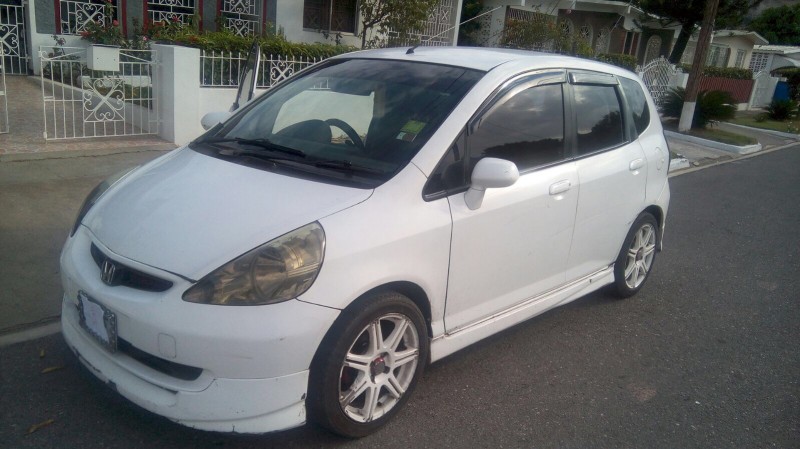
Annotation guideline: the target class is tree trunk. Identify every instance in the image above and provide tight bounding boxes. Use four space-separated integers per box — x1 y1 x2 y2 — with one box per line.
668 22 697 64
679 0 720 131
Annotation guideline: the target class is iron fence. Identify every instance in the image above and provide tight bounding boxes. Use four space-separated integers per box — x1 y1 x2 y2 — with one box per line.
200 50 322 88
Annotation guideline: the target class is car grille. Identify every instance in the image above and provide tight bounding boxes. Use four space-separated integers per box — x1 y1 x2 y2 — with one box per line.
118 338 203 381
90 243 173 292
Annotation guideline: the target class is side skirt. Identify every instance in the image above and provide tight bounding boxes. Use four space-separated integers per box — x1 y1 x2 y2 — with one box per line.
429 266 614 362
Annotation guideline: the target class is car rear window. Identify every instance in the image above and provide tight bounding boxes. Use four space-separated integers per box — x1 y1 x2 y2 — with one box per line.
619 77 651 135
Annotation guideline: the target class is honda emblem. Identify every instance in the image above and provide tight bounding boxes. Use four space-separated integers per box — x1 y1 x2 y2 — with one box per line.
101 259 117 285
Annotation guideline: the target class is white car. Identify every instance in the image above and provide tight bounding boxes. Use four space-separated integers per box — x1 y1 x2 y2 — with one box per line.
60 47 670 438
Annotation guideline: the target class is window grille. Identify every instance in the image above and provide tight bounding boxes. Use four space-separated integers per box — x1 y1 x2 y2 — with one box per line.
59 0 117 35
303 0 356 34
221 0 259 36
147 0 196 25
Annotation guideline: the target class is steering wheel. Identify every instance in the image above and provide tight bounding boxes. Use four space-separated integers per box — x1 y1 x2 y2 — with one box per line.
325 118 365 151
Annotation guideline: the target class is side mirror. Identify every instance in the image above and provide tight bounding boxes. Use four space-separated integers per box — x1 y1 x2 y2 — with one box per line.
464 158 519 210
201 111 232 130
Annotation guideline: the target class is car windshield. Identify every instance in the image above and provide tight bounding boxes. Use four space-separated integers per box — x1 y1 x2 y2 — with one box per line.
196 58 483 186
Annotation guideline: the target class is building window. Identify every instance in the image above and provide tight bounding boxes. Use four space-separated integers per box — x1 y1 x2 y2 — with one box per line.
147 0 196 25
734 49 746 68
643 35 661 64
303 0 357 34
707 44 727 67
595 27 610 54
221 0 260 35
749 52 769 72
579 24 593 47
59 0 118 35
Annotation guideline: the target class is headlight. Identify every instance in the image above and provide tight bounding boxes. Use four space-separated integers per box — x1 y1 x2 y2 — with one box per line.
70 166 138 236
182 222 326 306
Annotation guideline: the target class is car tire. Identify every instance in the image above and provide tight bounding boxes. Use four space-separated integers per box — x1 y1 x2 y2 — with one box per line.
613 212 659 298
308 292 429 438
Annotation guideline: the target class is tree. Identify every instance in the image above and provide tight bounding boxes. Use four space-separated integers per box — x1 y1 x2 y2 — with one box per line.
748 4 800 45
636 0 762 64
358 0 439 48
458 0 484 46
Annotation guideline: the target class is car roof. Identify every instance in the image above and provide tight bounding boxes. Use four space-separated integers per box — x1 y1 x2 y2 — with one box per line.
332 47 638 79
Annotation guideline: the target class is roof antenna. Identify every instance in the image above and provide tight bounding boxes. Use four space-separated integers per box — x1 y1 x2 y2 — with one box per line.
405 6 500 55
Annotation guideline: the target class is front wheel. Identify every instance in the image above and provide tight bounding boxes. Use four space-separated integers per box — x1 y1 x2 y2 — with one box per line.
308 292 428 438
613 212 659 298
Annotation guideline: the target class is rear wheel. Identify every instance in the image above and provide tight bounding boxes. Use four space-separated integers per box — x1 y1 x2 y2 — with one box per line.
613 212 658 298
308 292 428 438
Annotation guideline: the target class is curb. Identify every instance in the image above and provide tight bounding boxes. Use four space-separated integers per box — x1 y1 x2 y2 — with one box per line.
0 143 177 162
664 130 762 155
722 122 800 140
668 157 690 172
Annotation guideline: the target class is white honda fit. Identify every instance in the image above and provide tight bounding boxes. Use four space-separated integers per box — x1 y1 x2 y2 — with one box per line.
60 47 670 438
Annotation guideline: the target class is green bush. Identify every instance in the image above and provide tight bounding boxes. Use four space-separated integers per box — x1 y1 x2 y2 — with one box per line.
156 30 355 59
678 64 752 80
596 53 638 71
765 99 798 121
661 86 736 129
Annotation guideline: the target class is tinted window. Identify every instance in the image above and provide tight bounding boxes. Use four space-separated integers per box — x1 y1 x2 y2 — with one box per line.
424 133 467 198
573 85 625 155
619 77 650 135
469 84 565 172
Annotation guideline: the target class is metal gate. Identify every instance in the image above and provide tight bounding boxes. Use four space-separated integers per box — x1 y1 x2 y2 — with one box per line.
0 0 28 74
749 71 776 109
40 47 159 140
0 45 8 133
636 56 679 108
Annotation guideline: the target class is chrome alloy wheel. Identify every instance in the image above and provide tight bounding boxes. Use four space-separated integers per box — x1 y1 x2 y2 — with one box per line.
624 222 656 289
338 313 420 423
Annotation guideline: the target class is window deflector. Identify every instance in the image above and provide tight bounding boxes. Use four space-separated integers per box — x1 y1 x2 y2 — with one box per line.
469 70 566 133
569 71 619 86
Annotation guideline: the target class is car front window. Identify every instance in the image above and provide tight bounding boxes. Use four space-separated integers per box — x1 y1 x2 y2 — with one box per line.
199 59 484 187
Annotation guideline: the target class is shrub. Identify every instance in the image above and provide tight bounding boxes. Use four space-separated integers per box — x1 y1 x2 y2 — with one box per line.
661 86 736 128
678 64 752 80
596 53 638 71
765 99 798 121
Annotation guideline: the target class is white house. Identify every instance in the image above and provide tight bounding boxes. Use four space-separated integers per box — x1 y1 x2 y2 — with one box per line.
749 45 800 73
680 30 769 69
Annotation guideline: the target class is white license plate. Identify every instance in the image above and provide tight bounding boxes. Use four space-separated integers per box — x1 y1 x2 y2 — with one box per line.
78 291 117 352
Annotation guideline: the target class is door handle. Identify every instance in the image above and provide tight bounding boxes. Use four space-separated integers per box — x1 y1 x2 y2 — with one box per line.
629 158 645 171
549 180 571 195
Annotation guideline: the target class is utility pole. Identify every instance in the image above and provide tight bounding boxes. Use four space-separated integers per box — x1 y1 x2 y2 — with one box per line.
678 0 720 132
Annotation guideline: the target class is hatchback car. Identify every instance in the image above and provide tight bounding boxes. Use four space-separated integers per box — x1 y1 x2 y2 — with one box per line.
60 47 669 438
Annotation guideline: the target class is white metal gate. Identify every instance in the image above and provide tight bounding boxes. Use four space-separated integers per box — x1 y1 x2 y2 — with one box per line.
0 0 29 74
636 56 679 108
748 71 776 109
0 45 8 133
40 46 159 140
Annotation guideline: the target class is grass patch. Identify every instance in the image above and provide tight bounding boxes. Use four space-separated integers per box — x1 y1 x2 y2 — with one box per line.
728 116 800 134
687 127 758 146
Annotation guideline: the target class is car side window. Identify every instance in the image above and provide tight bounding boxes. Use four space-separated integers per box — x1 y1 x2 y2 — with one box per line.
423 132 467 198
619 77 650 135
573 85 625 155
468 83 565 173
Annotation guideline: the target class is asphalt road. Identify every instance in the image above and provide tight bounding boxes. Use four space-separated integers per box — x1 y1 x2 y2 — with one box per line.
1 145 798 448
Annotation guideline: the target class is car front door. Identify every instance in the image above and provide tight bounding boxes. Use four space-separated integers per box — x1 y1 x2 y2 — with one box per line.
442 71 579 333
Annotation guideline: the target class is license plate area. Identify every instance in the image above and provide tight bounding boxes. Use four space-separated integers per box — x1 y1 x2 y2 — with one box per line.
78 291 118 352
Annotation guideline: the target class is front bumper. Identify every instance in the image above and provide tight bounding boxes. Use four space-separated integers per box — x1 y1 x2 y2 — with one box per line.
60 227 340 433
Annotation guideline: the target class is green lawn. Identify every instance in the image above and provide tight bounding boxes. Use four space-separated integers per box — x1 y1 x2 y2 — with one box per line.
729 116 800 134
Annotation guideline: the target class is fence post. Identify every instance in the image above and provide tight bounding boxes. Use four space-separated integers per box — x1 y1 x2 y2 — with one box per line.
153 44 201 145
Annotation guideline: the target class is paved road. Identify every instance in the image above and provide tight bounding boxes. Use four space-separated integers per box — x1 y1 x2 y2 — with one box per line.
1 145 798 448
0 150 170 334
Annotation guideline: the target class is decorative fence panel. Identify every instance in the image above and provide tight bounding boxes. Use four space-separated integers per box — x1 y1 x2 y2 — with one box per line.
40 47 159 140
200 50 321 88
636 57 679 108
0 0 29 74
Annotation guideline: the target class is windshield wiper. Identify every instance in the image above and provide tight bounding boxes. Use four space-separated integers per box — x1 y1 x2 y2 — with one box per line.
312 159 384 176
201 137 306 158
212 147 301 165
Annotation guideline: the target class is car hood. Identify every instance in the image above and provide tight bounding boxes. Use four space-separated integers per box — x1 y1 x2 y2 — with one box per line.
85 148 372 280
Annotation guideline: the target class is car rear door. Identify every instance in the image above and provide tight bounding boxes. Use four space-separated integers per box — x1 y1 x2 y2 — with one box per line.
565 71 648 282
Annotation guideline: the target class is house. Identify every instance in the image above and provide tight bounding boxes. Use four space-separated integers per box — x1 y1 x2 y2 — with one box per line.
4 0 462 75
749 45 800 73
680 30 769 69
470 0 680 64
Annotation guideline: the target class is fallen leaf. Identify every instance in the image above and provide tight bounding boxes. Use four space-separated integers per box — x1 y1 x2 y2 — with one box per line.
39 349 45 358
27 419 54 434
41 365 64 374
